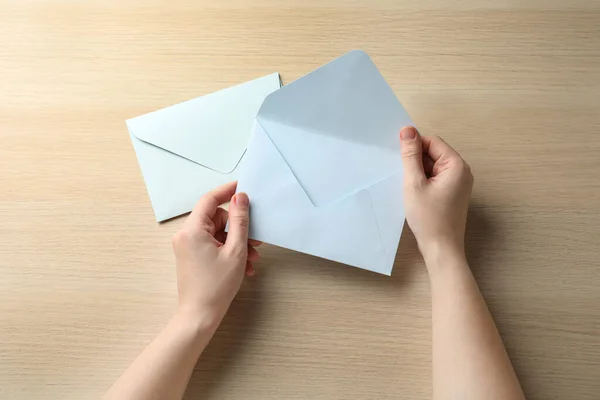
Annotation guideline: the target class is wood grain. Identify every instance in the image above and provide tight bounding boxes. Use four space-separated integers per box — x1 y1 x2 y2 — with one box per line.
1 1 599 399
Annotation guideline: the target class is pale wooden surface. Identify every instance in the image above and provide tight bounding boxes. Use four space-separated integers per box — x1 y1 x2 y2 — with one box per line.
1 1 599 399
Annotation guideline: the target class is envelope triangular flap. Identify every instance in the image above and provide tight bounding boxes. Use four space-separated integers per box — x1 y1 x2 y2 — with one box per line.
127 73 281 174
237 121 391 273
256 51 412 206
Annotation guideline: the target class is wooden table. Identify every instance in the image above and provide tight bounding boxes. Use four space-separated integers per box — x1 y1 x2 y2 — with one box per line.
1 1 599 399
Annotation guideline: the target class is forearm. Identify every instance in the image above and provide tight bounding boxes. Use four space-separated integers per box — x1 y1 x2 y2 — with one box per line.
103 309 218 400
425 245 525 400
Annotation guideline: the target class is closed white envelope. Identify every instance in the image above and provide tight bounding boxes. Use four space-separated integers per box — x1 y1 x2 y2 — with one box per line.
126 73 281 221
236 51 414 275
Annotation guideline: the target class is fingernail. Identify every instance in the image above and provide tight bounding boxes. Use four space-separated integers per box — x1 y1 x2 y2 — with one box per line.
234 192 249 207
400 127 417 141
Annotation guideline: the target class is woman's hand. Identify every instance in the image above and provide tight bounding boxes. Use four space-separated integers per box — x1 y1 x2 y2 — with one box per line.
399 126 474 266
104 182 261 400
399 127 525 400
171 181 260 326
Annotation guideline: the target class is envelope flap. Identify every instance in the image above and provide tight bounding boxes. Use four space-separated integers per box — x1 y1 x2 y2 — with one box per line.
127 73 281 174
256 51 412 206
237 122 393 274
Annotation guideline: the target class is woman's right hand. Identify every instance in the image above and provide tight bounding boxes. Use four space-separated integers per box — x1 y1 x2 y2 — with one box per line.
399 126 474 267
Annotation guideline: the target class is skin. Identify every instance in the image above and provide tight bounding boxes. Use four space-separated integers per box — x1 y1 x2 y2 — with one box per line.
400 126 525 400
103 182 259 400
104 127 525 400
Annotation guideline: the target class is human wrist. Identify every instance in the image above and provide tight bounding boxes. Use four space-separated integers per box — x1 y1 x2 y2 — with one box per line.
164 307 221 360
174 303 222 338
420 239 468 275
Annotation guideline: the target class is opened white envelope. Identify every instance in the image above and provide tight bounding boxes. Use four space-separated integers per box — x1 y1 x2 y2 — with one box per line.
236 51 413 275
126 73 281 221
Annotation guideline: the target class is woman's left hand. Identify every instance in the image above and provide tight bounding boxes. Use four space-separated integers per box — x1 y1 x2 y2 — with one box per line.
171 181 260 325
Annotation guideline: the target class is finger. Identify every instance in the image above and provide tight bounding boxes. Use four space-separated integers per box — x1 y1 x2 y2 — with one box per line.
214 231 227 245
245 261 255 277
213 207 229 232
421 136 460 163
423 154 435 177
223 192 250 256
247 245 260 262
214 232 260 249
399 126 426 185
189 181 237 223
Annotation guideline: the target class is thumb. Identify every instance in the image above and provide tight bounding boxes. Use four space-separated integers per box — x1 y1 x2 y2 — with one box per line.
399 126 425 184
224 192 250 256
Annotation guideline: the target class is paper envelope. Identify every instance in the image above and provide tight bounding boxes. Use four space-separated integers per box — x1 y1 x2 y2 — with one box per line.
126 73 281 221
236 51 413 275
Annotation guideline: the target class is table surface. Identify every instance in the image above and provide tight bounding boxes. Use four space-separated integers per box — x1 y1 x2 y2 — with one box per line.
1 1 599 399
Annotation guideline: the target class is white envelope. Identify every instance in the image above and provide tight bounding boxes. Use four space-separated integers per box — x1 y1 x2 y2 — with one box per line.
236 51 413 275
126 73 281 221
